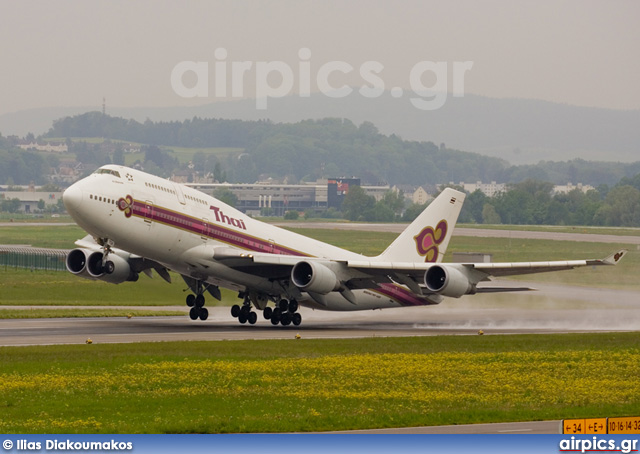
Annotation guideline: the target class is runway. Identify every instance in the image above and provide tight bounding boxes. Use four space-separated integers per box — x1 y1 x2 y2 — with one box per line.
1 279 638 347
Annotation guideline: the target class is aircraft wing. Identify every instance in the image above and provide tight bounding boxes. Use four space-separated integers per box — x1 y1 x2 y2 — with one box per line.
210 246 628 298
346 249 628 296
347 249 628 278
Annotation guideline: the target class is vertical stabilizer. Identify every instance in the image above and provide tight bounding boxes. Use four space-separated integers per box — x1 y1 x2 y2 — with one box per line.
376 188 465 263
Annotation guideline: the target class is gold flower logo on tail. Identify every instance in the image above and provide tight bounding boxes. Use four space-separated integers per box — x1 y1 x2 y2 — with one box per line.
117 195 134 218
414 220 448 262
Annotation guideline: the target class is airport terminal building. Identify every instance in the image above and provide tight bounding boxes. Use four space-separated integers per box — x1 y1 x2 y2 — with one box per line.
188 178 378 217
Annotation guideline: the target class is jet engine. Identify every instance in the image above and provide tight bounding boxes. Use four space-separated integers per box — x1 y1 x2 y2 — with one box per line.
66 248 91 278
291 261 341 294
424 264 477 298
66 248 138 284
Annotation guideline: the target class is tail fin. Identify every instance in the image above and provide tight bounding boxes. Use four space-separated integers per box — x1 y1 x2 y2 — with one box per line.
376 188 465 263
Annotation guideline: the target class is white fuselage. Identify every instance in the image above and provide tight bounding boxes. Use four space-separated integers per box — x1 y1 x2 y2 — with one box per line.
64 166 435 311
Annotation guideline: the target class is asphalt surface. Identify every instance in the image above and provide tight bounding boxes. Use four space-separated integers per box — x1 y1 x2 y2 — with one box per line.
2 277 638 347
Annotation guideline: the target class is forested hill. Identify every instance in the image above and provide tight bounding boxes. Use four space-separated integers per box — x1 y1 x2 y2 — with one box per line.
44 112 640 186
45 112 511 185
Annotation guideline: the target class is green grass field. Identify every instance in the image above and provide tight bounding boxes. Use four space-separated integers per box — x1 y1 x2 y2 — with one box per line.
0 333 638 433
1 224 638 310
0 224 84 248
0 269 237 307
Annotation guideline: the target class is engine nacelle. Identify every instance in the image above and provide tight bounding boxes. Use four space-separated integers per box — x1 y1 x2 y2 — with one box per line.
67 248 138 284
66 248 92 278
87 251 138 284
424 264 476 298
291 261 341 295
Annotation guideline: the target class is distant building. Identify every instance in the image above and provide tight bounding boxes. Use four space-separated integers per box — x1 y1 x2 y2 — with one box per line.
18 142 68 153
0 192 63 213
362 184 393 202
455 181 506 197
327 178 360 208
187 178 393 216
187 182 329 217
50 162 86 184
411 186 431 205
552 183 595 194
122 144 141 153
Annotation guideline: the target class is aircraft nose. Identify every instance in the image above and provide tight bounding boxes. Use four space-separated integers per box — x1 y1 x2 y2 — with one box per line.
63 184 83 217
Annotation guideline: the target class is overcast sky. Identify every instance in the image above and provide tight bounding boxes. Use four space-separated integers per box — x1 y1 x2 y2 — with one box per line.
1 0 639 115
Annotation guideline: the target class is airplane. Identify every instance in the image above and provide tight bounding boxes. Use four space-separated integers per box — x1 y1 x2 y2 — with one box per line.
63 165 627 326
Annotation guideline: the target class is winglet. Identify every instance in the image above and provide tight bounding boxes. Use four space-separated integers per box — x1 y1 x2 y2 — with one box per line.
588 249 628 266
603 249 628 265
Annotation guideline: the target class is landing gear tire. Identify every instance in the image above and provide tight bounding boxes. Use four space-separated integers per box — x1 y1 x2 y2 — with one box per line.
186 294 196 307
199 307 209 321
105 260 115 274
195 294 205 308
231 304 241 318
248 311 257 325
189 307 199 320
265 299 301 326
271 308 281 325
238 312 248 324
280 312 292 326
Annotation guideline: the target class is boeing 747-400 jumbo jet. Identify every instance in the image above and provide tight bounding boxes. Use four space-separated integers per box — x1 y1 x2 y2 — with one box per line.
63 165 627 326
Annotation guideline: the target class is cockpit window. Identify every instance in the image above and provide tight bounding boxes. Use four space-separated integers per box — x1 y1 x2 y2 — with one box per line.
94 168 121 178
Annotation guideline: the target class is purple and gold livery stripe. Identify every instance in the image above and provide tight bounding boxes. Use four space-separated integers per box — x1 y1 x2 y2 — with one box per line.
121 196 433 307
376 283 434 307
127 199 309 257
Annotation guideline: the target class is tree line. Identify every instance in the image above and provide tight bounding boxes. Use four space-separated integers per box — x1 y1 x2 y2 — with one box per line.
337 177 640 227
4 112 640 225
42 113 640 187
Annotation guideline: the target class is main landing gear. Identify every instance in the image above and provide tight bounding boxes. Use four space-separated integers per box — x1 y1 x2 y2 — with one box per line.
185 281 209 321
230 299 258 325
230 297 302 326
